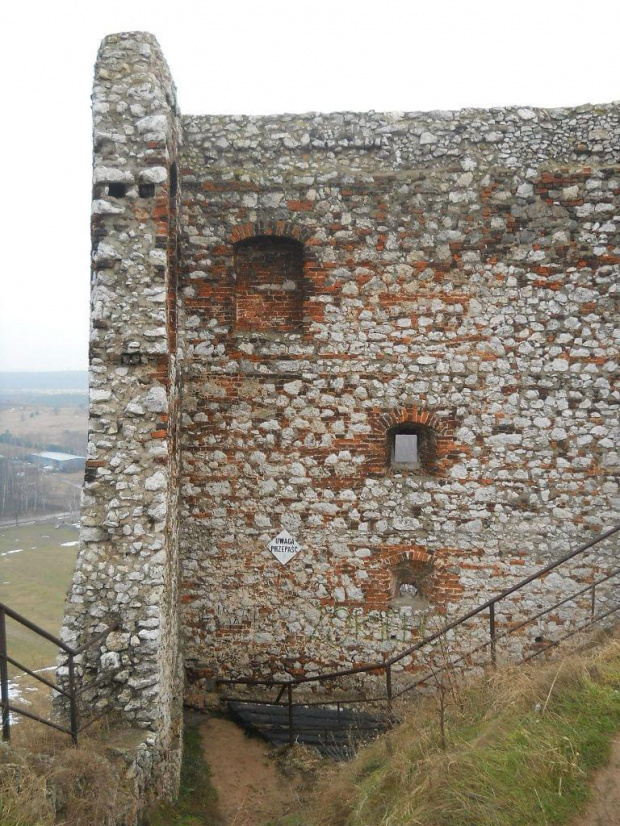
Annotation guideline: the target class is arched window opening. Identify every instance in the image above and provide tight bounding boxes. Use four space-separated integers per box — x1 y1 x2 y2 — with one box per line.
390 560 433 609
388 423 437 474
234 235 304 333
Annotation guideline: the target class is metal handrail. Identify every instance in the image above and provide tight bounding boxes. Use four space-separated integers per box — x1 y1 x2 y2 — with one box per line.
220 565 620 710
0 601 118 745
217 524 620 743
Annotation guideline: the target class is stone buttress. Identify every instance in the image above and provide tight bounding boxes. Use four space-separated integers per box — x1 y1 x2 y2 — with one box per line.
59 32 182 794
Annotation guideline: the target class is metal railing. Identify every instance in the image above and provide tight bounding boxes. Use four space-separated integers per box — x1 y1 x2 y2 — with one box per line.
0 603 118 745
217 525 620 744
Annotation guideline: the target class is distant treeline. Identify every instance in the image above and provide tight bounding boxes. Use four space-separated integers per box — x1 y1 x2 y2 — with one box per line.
0 392 87 408
0 432 79 454
0 371 88 391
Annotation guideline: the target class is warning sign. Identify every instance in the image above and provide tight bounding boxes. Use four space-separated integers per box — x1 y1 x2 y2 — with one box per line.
268 530 301 565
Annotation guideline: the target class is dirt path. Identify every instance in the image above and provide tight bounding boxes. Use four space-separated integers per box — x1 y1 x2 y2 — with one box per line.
572 737 620 826
199 717 302 826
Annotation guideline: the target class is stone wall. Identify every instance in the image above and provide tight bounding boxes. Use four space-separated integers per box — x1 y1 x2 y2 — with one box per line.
177 104 619 683
60 31 183 792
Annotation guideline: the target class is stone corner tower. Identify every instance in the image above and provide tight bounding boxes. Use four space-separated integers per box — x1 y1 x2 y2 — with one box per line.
60 31 183 792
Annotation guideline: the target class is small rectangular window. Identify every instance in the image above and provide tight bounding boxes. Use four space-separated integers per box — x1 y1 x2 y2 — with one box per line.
394 434 418 464
139 183 155 198
108 182 126 198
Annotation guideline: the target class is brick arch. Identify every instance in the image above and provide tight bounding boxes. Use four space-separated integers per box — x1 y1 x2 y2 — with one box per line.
387 546 449 575
375 406 454 436
366 405 462 476
358 544 457 612
230 220 316 248
393 548 434 567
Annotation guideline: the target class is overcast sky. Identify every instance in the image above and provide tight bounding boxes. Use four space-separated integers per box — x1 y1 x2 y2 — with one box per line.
0 0 618 373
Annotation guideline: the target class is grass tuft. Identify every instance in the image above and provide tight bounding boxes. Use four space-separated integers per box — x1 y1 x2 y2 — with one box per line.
0 761 54 826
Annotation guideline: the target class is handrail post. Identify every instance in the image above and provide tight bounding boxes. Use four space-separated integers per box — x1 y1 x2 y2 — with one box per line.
590 582 596 619
0 606 10 741
386 664 393 715
287 684 294 746
68 652 79 746
489 602 497 667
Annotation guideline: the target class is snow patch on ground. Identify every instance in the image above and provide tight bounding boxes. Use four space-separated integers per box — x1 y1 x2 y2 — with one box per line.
7 679 30 723
7 667 55 725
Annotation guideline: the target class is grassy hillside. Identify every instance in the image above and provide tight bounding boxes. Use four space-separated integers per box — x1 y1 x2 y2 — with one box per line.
280 637 620 826
0 520 79 673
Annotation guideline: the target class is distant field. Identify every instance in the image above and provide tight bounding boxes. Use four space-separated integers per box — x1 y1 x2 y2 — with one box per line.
0 520 80 675
0 404 87 453
0 391 88 408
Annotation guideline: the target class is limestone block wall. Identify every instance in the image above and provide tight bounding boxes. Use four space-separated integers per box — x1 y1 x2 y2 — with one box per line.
177 105 619 683
60 32 182 785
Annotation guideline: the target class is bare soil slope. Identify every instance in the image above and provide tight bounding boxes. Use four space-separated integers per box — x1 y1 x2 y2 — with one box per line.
199 716 302 826
572 737 620 826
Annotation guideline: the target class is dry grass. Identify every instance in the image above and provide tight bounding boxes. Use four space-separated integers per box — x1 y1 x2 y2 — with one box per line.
49 746 132 826
281 635 620 826
0 405 86 452
0 704 136 826
0 761 54 826
4 638 620 826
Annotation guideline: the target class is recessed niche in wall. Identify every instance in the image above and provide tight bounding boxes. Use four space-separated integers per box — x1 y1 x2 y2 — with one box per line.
108 182 127 198
388 423 437 474
234 235 304 333
390 560 434 609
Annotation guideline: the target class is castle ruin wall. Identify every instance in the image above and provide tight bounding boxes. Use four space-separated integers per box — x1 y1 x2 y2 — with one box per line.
61 31 619 795
178 103 619 683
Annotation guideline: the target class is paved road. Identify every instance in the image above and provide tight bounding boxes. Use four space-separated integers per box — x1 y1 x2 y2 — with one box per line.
0 511 79 528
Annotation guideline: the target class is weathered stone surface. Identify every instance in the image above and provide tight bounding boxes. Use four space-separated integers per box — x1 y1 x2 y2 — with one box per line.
178 95 619 687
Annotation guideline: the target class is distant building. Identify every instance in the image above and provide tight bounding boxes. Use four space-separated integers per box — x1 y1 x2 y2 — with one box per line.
28 452 86 473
